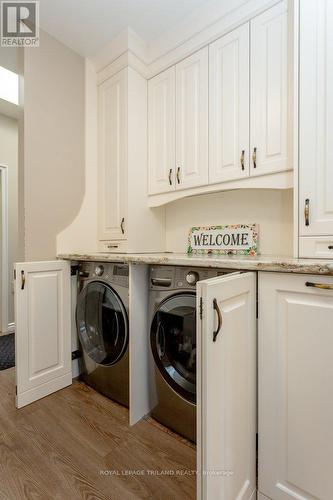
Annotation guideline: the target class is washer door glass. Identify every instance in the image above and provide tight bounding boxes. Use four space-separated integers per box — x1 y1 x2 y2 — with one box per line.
76 281 128 366
150 293 196 403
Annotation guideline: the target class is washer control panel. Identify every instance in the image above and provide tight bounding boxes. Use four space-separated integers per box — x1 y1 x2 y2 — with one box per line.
78 262 129 287
150 266 231 290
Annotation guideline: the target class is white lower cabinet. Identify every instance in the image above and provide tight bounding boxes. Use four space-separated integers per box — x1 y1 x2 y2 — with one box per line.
259 272 333 500
197 272 257 500
14 261 72 408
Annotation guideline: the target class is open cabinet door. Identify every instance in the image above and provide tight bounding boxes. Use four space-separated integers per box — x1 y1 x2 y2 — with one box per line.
197 272 256 500
14 261 72 408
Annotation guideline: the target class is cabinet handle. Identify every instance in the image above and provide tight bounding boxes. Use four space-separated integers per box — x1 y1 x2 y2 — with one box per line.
328 245 333 250
252 147 257 168
213 298 222 342
21 270 25 290
168 168 173 186
120 217 125 235
176 167 181 184
240 150 245 171
305 281 333 290
304 198 310 226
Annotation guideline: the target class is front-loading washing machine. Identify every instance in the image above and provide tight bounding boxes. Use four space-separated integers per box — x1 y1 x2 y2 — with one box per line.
149 265 226 442
76 261 129 407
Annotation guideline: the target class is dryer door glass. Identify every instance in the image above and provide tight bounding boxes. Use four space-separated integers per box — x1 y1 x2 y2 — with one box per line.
150 293 196 403
76 281 128 366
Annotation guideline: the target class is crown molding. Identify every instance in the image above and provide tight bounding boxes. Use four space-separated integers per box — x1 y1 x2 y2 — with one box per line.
92 0 283 80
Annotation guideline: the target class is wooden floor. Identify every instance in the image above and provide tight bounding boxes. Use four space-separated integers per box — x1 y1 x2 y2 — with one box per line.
0 368 196 500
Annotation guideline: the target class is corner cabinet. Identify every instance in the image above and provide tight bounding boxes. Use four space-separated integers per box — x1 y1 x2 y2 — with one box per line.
258 272 333 500
298 0 333 258
98 67 165 253
148 1 292 205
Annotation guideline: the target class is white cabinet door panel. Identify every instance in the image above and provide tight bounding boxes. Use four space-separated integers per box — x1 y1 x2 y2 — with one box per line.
148 67 176 195
299 0 333 236
98 70 127 241
176 47 208 190
15 261 72 408
259 272 333 500
250 1 289 176
197 272 256 500
209 23 250 184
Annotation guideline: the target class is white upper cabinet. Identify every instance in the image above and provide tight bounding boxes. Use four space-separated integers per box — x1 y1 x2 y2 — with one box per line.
15 261 72 408
299 0 333 238
148 67 176 195
98 69 127 241
209 24 250 184
259 272 333 500
197 272 256 500
250 1 289 176
176 47 209 190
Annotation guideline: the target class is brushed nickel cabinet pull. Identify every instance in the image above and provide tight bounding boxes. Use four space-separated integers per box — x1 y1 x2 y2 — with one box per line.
168 168 173 186
305 281 333 290
252 147 257 168
213 298 222 342
304 198 310 226
240 150 245 171
21 270 25 290
176 167 181 184
120 217 125 235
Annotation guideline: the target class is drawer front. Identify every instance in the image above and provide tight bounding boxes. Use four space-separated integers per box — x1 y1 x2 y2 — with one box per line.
299 237 333 259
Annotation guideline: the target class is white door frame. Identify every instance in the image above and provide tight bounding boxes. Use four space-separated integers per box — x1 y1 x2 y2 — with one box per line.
0 165 9 334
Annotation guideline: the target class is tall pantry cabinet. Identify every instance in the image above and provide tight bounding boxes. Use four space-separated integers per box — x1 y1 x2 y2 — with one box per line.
98 66 165 252
298 0 333 258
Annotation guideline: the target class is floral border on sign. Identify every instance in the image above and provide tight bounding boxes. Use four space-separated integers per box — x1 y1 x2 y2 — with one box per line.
187 224 259 256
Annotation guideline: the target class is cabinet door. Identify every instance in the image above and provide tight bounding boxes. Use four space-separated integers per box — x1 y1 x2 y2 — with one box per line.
209 24 250 184
197 272 256 500
259 272 333 500
14 261 72 408
250 1 289 176
98 70 127 241
148 67 176 195
176 47 208 190
299 0 333 236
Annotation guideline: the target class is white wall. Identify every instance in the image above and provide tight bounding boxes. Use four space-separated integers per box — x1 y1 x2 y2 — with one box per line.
0 114 22 325
23 30 85 260
165 189 293 256
57 59 98 254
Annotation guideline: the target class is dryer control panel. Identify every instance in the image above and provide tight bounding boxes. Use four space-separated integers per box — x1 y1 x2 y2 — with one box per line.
149 266 231 290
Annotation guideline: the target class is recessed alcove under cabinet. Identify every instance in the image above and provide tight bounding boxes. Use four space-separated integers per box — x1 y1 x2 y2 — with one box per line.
148 1 291 203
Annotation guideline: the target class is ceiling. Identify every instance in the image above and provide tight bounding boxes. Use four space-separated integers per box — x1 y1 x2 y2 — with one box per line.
38 0 211 57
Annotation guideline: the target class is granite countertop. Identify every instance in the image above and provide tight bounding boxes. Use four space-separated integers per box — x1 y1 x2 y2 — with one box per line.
57 252 333 276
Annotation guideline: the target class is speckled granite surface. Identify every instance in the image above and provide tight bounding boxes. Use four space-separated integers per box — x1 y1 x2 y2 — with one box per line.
58 252 333 275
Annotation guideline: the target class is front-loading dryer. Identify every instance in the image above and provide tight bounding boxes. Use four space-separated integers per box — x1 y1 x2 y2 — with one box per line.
76 262 129 407
149 265 226 442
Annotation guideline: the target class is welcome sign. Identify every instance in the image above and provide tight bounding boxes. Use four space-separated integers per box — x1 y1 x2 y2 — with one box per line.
187 224 259 256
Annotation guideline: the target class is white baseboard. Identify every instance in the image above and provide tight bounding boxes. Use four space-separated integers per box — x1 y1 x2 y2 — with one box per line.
0 322 15 336
7 322 15 333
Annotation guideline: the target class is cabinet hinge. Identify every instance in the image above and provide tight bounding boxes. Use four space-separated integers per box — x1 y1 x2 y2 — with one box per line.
199 297 203 320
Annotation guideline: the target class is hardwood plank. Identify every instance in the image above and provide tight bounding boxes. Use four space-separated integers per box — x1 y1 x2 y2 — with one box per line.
0 369 196 500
